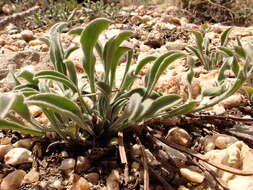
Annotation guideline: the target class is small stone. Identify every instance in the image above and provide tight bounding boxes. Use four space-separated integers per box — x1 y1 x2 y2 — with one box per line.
178 186 190 190
0 137 11 145
21 30 35 42
0 170 26 190
215 135 238 149
2 4 14 14
85 173 99 185
15 40 27 49
0 38 5 46
29 105 43 118
142 15 152 22
29 39 44 46
61 151 69 158
106 170 120 190
131 144 141 156
13 138 34 150
228 177 253 190
69 176 91 190
220 93 242 108
0 144 13 159
180 167 205 184
51 179 63 189
131 161 141 172
23 169 40 184
76 156 91 173
4 148 33 166
60 158 76 170
166 127 191 146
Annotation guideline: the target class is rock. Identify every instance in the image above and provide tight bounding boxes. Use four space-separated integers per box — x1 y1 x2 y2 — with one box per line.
178 186 190 190
23 169 40 184
131 161 141 172
4 148 33 166
142 15 152 22
131 144 141 156
85 173 99 185
69 176 91 190
21 30 35 42
76 156 91 173
213 104 226 115
2 4 14 14
51 179 63 189
220 93 242 108
0 170 26 190
180 166 205 184
228 177 253 190
60 158 76 171
29 105 43 118
13 138 34 150
214 135 238 149
0 38 5 46
203 136 216 152
106 170 120 190
0 144 13 159
162 15 181 25
165 41 186 50
29 39 44 46
166 127 191 146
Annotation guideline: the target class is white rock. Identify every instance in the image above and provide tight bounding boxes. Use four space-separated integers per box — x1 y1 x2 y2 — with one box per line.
214 135 238 149
29 39 44 46
0 144 13 159
166 127 191 146
4 148 33 165
51 179 63 189
23 169 40 184
60 158 76 170
228 177 253 190
76 156 91 173
213 104 226 115
0 170 26 190
13 138 34 150
180 167 205 184
106 170 120 190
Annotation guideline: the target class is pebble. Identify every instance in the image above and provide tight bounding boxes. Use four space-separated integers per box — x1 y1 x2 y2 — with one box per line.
180 167 205 184
166 127 191 146
4 148 33 165
76 156 91 173
2 4 14 14
0 144 13 159
131 144 141 156
214 135 238 149
21 30 35 42
0 38 5 46
13 138 34 150
23 169 40 184
60 158 76 171
29 39 44 46
220 93 242 108
29 105 43 118
106 170 120 190
51 179 63 189
0 170 26 190
85 172 99 185
69 177 91 190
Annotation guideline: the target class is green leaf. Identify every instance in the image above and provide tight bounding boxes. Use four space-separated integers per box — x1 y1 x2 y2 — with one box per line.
167 101 199 117
235 46 247 59
80 18 111 93
18 70 38 85
142 94 181 118
96 81 111 97
68 27 83 35
64 46 79 59
221 27 232 46
202 85 227 97
135 56 157 75
218 47 234 57
64 60 78 86
34 70 78 92
49 22 68 74
0 93 16 118
190 30 204 50
0 119 43 136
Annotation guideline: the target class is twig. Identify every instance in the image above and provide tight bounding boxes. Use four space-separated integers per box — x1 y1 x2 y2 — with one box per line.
118 132 129 184
154 136 253 176
189 114 253 123
136 137 149 190
0 6 40 30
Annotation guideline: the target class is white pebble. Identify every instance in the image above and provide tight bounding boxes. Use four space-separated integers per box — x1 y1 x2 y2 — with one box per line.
60 158 76 170
4 148 33 166
1 170 26 190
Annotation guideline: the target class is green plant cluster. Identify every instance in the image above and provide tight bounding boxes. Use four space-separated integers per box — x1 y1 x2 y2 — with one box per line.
0 18 252 145
186 24 232 71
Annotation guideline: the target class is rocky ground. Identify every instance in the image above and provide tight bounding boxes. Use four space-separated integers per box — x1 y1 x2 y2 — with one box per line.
1 2 253 190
